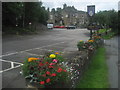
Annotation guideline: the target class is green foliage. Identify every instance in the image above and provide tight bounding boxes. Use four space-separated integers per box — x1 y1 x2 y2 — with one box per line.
2 2 49 34
102 31 116 39
77 40 87 50
99 29 108 33
93 10 118 32
76 47 109 88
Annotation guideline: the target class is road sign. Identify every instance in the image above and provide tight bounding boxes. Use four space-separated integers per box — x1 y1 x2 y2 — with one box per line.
87 5 95 17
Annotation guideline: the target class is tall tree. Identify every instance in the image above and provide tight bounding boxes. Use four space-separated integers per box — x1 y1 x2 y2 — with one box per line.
93 10 118 31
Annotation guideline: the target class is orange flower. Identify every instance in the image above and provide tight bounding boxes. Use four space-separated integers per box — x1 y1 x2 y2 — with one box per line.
55 52 59 55
88 40 94 42
46 78 50 83
40 81 45 85
28 57 39 62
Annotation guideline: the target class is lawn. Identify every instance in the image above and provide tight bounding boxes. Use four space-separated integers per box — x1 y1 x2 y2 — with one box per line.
76 47 109 88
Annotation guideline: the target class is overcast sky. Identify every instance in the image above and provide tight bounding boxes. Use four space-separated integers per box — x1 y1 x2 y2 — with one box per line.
41 0 119 12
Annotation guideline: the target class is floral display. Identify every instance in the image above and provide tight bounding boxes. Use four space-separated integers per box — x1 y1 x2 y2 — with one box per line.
22 53 70 88
77 40 87 51
77 35 102 51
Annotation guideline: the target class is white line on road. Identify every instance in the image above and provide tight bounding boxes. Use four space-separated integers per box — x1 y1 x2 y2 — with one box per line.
11 62 14 68
0 59 23 65
0 65 22 73
0 42 65 57
0 59 23 73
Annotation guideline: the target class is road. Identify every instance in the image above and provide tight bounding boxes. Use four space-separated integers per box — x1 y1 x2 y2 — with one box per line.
1 28 90 88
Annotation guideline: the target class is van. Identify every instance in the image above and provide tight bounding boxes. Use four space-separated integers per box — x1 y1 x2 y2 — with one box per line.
47 24 53 29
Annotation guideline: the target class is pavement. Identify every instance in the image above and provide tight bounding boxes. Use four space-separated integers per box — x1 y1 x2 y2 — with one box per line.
1 28 90 88
104 36 119 88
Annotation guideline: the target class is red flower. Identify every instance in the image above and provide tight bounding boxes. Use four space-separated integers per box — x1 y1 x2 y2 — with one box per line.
63 70 67 72
57 68 62 73
45 62 49 64
49 63 55 66
46 71 51 75
46 78 50 83
42 74 46 77
40 81 45 85
39 62 44 66
51 73 56 76
49 66 54 68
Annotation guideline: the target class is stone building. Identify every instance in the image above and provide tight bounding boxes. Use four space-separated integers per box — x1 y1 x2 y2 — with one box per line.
47 4 89 28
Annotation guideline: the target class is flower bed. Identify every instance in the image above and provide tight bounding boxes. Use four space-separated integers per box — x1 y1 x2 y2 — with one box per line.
77 34 104 52
22 51 91 88
22 52 71 88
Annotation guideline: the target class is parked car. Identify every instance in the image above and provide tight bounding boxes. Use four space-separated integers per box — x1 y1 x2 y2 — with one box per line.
66 26 76 29
47 24 53 29
54 26 66 28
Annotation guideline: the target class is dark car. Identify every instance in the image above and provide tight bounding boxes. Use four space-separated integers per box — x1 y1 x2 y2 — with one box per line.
66 26 76 29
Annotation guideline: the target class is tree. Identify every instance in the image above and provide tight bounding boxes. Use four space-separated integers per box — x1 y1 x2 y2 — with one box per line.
93 10 118 32
2 2 49 34
2 2 24 27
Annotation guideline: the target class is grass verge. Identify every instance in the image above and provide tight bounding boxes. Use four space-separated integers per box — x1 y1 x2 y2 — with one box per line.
99 29 107 33
76 47 109 88
102 31 115 39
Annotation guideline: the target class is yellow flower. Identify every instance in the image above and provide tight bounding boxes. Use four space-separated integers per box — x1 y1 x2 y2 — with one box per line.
49 54 56 58
28 57 39 62
80 40 83 42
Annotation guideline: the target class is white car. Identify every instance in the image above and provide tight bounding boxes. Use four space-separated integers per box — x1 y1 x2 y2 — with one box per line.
47 24 53 29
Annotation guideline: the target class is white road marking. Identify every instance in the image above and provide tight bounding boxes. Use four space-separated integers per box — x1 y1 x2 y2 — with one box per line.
0 65 22 73
0 59 23 73
0 42 65 57
11 62 14 68
0 59 23 65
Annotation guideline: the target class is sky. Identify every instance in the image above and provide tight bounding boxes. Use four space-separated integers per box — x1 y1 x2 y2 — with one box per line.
41 0 119 12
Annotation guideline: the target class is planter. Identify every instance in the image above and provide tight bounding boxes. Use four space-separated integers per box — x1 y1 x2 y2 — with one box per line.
26 79 69 88
78 48 86 51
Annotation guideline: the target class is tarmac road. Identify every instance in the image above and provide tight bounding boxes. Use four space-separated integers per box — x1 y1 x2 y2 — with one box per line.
1 28 90 88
